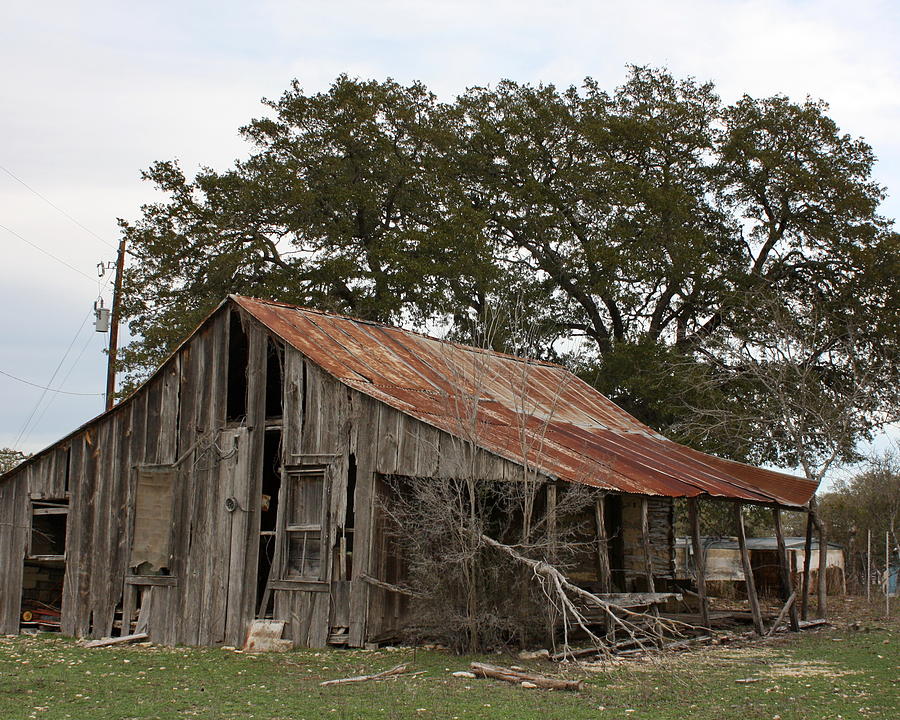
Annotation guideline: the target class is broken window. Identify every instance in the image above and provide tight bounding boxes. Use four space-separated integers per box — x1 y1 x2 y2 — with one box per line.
284 468 325 580
29 500 68 560
130 467 176 575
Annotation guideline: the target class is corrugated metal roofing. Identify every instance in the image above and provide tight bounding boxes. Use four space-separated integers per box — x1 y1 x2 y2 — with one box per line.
234 295 818 508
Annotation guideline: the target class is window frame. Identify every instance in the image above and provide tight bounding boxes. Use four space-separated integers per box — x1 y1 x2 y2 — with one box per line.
281 466 328 582
27 500 69 561
129 465 177 576
279 465 328 582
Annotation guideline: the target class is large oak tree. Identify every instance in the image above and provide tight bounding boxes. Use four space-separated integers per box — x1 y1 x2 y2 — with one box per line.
119 67 899 466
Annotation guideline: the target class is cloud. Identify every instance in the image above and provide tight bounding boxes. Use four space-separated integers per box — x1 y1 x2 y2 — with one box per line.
1 0 898 453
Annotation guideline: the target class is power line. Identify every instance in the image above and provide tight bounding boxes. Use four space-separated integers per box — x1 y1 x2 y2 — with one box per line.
13 307 94 448
24 328 105 445
14 272 114 448
0 221 97 282
0 165 118 251
0 369 105 396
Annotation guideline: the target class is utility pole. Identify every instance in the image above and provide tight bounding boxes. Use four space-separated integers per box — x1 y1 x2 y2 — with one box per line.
105 237 126 411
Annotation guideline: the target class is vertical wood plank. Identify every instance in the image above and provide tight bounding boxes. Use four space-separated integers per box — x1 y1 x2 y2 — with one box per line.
348 393 378 647
594 496 611 594
801 508 814 621
640 498 656 594
224 428 251 646
60 436 84 636
234 318 268 644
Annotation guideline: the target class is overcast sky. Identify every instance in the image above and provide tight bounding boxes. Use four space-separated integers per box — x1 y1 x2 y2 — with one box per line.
1 0 897 479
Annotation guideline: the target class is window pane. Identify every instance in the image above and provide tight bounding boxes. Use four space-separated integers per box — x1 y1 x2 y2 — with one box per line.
287 531 321 578
289 473 323 526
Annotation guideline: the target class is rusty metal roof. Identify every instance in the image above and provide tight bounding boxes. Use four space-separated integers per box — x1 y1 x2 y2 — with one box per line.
234 295 817 507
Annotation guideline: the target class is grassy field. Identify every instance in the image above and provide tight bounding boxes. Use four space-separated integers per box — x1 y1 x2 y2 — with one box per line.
1 616 897 719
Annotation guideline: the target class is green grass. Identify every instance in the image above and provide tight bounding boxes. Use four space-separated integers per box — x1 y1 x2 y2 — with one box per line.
0 623 897 720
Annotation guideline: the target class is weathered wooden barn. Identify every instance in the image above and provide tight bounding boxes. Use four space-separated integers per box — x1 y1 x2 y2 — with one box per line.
0 295 818 647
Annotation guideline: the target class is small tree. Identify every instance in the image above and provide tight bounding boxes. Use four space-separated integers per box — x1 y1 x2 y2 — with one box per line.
672 291 899 615
819 451 900 594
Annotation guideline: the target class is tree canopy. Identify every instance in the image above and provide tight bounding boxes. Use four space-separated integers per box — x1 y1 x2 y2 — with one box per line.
119 67 899 468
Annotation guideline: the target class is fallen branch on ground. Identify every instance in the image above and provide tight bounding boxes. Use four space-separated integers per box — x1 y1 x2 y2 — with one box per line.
766 591 797 637
320 663 411 687
83 633 149 648
470 662 583 691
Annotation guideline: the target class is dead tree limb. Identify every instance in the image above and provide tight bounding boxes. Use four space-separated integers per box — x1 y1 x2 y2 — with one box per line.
470 662 583 691
359 573 423 597
320 663 410 687
766 591 797 637
480 534 699 659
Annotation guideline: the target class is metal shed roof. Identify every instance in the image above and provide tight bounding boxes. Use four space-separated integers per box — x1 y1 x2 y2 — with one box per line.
234 295 818 508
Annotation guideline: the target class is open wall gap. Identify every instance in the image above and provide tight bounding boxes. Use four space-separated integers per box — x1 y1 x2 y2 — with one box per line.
226 310 249 423
265 338 284 419
256 428 282 616
21 499 68 632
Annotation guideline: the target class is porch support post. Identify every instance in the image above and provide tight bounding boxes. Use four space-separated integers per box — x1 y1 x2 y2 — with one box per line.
801 507 814 621
594 495 612 594
773 507 800 631
640 498 655 594
815 512 828 618
546 483 558 562
734 503 765 635
688 497 709 628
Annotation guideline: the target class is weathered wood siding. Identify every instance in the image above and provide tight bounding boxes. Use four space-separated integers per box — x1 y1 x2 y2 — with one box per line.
621 496 675 588
0 307 265 645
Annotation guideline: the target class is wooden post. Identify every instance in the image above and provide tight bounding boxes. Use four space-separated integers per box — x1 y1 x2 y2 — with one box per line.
801 508 814 620
640 497 662 644
734 504 765 635
886 530 891 617
640 498 655 594
546 483 558 649
816 514 827 618
688 497 709 628
594 496 611 594
773 508 800 631
867 529 872 603
546 483 558 562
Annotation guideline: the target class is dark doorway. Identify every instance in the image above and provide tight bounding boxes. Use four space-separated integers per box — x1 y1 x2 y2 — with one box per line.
256 429 282 616
21 500 68 632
